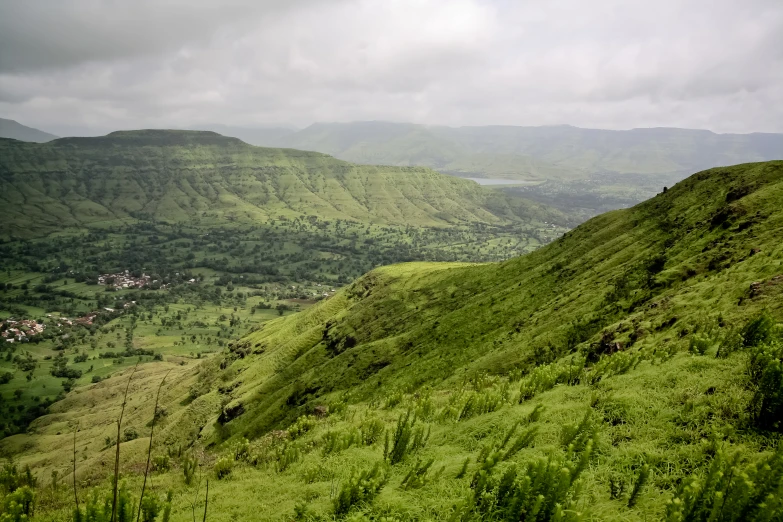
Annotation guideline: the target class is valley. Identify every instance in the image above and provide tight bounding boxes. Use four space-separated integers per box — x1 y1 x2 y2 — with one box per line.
0 159 781 521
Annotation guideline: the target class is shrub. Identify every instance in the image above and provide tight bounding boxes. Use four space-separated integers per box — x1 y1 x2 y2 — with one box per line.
359 416 385 446
458 387 505 421
519 355 585 402
740 311 776 348
274 442 301 473
1 485 34 521
288 415 317 440
689 334 713 355
333 463 388 517
665 446 783 521
747 342 783 432
322 429 360 456
151 455 170 473
214 456 233 479
123 427 138 442
91 375 102 383
460 440 593 521
384 411 430 466
181 453 198 486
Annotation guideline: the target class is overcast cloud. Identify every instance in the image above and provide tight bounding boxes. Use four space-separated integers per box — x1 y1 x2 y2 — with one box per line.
1 0 782 135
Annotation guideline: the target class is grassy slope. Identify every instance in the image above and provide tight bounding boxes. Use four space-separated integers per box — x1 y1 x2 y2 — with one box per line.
0 130 562 240
5 161 783 521
272 122 783 180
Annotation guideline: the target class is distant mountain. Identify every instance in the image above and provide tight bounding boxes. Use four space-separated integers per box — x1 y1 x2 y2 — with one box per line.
266 121 783 181
0 129 564 239
0 117 58 142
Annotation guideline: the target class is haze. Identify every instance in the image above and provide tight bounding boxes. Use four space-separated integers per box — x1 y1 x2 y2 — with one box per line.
1 0 782 136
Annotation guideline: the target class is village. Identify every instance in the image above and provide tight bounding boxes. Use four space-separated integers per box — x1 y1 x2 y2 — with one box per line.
97 270 152 289
0 318 45 342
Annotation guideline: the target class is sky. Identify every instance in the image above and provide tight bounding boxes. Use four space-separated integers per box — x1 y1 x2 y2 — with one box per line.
1 0 782 136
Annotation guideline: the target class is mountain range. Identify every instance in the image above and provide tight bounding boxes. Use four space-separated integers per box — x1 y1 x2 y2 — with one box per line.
259 121 783 182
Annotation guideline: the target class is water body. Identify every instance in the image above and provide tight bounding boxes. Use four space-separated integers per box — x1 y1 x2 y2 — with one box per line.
464 177 538 186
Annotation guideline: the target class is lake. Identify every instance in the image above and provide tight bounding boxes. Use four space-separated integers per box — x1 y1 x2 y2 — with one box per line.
463 177 538 186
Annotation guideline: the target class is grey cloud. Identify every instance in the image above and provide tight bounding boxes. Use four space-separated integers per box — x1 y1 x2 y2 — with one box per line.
0 0 781 134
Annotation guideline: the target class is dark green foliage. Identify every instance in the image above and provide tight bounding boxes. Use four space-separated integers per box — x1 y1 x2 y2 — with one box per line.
384 411 430 465
333 462 388 517
627 464 650 508
456 458 471 479
664 446 783 522
747 342 783 432
740 312 776 349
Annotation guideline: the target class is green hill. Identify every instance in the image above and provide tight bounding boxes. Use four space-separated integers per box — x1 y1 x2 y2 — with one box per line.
0 129 564 239
0 117 58 143
268 121 783 181
4 161 782 521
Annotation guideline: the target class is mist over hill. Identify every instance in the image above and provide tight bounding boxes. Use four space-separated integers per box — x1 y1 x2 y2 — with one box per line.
260 121 783 182
0 117 59 143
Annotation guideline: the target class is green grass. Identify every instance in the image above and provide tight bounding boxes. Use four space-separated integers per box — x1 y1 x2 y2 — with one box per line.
2 161 783 521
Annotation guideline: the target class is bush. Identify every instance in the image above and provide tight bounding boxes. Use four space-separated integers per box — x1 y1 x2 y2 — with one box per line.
740 311 776 348
384 411 430 465
1 485 34 521
359 416 385 446
333 463 388 517
665 446 783 521
748 343 783 432
151 455 170 473
459 440 593 521
214 456 233 480
288 415 317 440
91 375 102 384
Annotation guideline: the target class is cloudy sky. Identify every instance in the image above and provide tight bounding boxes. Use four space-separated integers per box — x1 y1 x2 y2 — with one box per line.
1 0 782 135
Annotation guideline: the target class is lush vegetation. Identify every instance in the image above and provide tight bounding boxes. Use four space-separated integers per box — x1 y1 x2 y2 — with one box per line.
0 130 570 436
0 161 781 520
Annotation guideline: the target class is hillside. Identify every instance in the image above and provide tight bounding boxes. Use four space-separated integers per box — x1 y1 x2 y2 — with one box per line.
267 121 783 182
4 161 782 521
0 117 58 143
0 129 564 239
